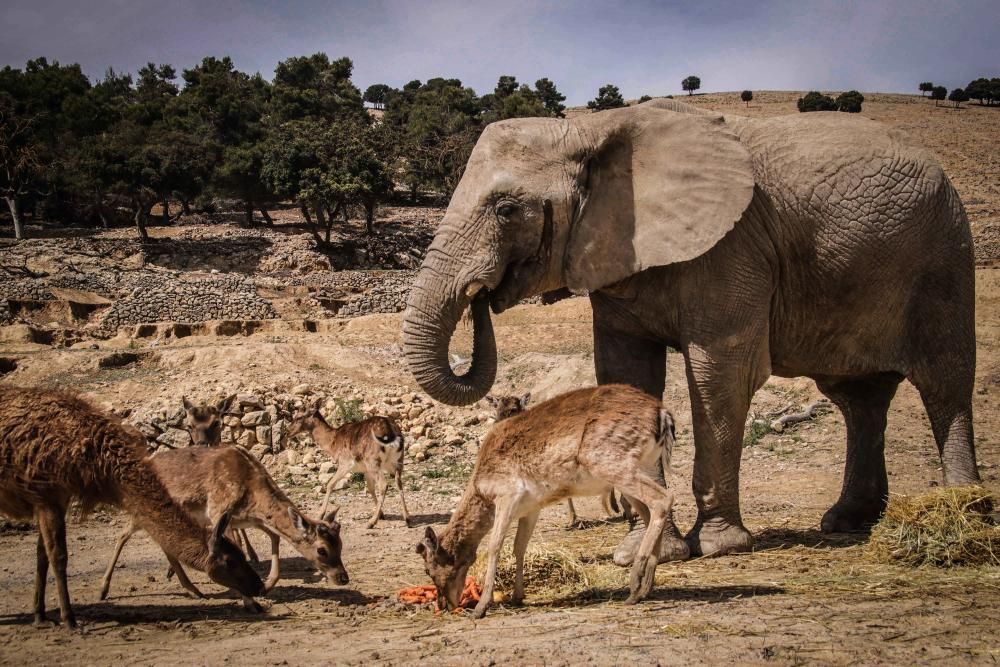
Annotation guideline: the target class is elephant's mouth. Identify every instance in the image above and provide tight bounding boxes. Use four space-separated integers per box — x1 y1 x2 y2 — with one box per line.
487 199 556 314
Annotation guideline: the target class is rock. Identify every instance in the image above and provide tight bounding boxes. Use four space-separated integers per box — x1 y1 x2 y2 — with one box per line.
301 448 318 465
319 461 335 475
287 465 310 477
223 415 241 427
292 383 313 396
237 393 264 409
236 429 257 448
221 426 235 443
241 410 268 427
156 428 192 448
319 472 334 486
135 422 161 439
250 443 269 460
279 450 298 466
462 415 480 426
260 454 275 467
256 425 272 446
407 405 424 419
401 393 415 404
271 419 288 451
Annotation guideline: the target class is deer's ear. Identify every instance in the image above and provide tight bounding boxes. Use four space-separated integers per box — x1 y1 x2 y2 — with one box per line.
520 393 531 409
423 526 439 551
324 506 340 524
288 507 309 536
484 396 498 408
182 396 195 411
415 542 426 555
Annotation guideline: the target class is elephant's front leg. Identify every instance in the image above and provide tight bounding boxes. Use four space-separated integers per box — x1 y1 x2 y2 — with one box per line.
683 342 767 556
592 315 688 564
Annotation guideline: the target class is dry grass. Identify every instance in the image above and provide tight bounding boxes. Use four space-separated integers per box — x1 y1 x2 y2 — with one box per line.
469 543 594 594
865 486 1000 567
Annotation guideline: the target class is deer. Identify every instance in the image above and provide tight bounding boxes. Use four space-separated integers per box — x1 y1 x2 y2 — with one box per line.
417 384 685 619
99 445 349 600
0 386 264 629
287 409 410 529
485 393 635 528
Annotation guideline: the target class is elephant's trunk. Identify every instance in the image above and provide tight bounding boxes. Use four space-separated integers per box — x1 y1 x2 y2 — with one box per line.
403 264 497 406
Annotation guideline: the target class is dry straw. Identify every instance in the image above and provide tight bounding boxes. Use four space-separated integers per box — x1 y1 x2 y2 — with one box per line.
469 543 595 593
865 486 1000 567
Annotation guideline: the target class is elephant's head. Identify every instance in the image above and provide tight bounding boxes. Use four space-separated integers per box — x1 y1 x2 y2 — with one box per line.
403 103 756 405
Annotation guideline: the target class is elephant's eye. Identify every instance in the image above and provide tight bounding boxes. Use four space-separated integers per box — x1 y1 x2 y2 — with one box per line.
495 201 518 219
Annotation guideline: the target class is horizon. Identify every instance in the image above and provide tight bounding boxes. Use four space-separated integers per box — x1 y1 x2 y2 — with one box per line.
1 1 998 104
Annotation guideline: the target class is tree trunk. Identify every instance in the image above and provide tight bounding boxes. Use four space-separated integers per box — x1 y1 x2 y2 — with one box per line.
161 198 170 225
181 199 192 216
364 201 375 236
244 199 255 227
410 183 419 203
134 205 150 242
5 196 24 240
310 202 327 246
259 207 273 225
95 192 109 229
300 203 312 226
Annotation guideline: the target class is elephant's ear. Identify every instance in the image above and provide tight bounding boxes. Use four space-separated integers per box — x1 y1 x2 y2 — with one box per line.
565 107 755 292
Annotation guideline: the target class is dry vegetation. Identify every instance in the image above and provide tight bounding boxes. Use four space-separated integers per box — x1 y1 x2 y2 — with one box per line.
0 92 998 665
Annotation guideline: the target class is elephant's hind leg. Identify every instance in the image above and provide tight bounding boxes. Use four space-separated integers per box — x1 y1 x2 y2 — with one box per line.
815 373 901 533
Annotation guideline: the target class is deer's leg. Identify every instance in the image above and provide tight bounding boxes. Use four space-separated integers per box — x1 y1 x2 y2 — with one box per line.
618 475 679 604
262 529 281 593
36 507 75 629
395 466 411 526
367 473 390 529
511 511 540 605
620 495 636 528
165 555 205 599
100 520 138 600
564 498 578 528
472 496 520 619
320 464 354 517
33 534 53 628
606 490 621 516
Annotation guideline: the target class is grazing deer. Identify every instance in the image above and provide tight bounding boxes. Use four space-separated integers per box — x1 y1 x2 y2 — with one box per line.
485 393 635 528
100 445 349 600
287 410 410 528
0 386 264 629
418 385 684 619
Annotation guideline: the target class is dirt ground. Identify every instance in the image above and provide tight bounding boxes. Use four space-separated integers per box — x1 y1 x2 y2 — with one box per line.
1 92 999 666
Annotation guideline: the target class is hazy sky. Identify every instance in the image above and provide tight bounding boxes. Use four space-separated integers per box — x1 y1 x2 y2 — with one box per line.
1 0 997 104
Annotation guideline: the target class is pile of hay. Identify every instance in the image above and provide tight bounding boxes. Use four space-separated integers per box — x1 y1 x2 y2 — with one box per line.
469 543 592 593
865 486 1000 567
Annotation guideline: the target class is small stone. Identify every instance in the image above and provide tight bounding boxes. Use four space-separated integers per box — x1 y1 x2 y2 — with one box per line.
319 472 334 486
236 429 257 448
407 405 424 419
292 383 313 396
301 448 318 465
319 461 335 475
256 425 272 446
156 428 191 448
462 415 480 426
287 465 309 476
237 393 264 409
401 393 415 404
223 415 241 427
250 443 269 460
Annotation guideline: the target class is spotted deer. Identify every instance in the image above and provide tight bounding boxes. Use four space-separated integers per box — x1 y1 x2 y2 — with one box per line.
181 395 235 446
287 410 410 529
485 393 635 528
0 386 264 628
100 445 349 600
418 384 683 618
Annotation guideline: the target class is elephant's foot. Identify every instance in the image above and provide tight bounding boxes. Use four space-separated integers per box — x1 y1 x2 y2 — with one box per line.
820 498 885 533
685 517 753 557
613 522 689 566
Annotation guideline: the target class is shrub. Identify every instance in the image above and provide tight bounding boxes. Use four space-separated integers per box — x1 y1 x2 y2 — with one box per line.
836 90 864 113
797 91 837 112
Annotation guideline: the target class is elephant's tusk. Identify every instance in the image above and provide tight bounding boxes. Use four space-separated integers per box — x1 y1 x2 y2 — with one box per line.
465 281 485 298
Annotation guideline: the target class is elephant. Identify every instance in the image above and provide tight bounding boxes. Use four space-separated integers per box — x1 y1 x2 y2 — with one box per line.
401 98 979 558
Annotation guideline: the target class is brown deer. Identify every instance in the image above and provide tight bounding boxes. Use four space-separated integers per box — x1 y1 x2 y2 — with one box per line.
0 386 264 629
287 411 410 528
485 393 635 528
418 384 684 618
100 445 349 600
181 395 234 446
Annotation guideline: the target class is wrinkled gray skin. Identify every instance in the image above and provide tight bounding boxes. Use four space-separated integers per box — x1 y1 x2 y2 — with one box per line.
402 99 979 557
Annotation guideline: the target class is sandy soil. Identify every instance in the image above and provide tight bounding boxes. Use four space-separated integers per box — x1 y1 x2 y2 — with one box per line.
1 92 999 666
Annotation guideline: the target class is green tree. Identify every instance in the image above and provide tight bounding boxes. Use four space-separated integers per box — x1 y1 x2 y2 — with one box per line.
797 91 837 112
482 76 549 123
948 87 969 108
587 84 626 111
534 78 566 117
741 90 753 107
637 95 653 103
363 83 391 110
270 53 367 125
682 75 701 95
836 90 864 113
965 77 999 106
919 82 934 97
0 101 42 239
931 85 947 106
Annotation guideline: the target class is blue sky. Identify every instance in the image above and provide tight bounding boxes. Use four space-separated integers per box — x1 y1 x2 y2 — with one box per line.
1 0 997 104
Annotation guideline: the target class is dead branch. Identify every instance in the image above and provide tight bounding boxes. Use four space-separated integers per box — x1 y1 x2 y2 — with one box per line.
769 399 832 432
